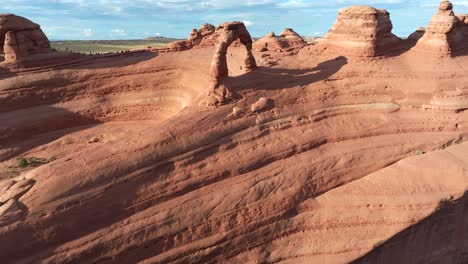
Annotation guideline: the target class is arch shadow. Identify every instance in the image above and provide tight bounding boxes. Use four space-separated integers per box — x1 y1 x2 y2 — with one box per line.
223 56 348 93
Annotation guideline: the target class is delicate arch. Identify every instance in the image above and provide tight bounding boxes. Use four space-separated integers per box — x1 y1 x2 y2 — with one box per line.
209 22 256 81
206 22 256 105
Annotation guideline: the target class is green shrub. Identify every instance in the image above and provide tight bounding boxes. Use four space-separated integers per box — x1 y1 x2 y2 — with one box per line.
17 158 29 168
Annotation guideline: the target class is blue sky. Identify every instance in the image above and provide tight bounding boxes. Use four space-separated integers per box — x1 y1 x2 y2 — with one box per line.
2 0 467 40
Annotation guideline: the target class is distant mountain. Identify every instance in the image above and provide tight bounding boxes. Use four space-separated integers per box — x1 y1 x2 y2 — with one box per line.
145 36 180 42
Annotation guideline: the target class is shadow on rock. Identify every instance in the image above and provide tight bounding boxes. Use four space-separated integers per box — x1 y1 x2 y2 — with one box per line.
351 190 468 264
225 56 348 93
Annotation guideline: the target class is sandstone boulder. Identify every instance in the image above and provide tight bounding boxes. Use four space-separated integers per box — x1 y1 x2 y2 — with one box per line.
312 6 402 58
251 97 272 112
167 40 192 52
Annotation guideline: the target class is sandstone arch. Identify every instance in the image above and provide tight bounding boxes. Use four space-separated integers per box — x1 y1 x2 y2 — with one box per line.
207 22 256 105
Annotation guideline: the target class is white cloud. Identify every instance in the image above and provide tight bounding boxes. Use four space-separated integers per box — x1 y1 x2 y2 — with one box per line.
81 28 93 37
110 28 127 37
243 20 254 27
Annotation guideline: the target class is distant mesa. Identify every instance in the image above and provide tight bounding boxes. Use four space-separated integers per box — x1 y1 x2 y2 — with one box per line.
310 6 403 58
412 0 468 56
0 14 51 63
253 28 307 54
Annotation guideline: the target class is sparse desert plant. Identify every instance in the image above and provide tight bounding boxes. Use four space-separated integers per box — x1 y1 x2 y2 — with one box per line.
17 157 29 168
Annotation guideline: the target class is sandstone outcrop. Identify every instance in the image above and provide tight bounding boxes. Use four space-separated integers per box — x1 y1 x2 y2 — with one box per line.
280 28 308 48
408 26 426 41
253 28 307 54
311 6 402 58
207 22 256 105
167 40 192 52
188 23 216 46
412 1 468 56
0 14 50 63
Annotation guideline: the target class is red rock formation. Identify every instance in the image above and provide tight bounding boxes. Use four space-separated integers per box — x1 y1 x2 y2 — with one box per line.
167 40 192 52
408 26 426 42
412 1 468 56
280 28 307 48
207 22 256 105
312 6 402 58
188 23 217 46
253 28 307 54
0 14 50 63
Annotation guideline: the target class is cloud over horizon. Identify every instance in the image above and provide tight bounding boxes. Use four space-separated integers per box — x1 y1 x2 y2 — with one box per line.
2 0 467 40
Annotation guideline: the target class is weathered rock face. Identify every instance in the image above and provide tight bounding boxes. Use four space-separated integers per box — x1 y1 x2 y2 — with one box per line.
0 14 50 63
412 1 468 56
253 28 307 54
207 22 256 105
408 27 426 42
188 23 217 46
313 6 402 58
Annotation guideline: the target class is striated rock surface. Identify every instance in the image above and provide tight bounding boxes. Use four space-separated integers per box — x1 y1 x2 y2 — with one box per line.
412 1 468 56
0 14 50 63
312 6 402 58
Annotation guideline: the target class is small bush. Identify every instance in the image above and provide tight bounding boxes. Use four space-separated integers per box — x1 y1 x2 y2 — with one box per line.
17 158 29 168
415 150 426 155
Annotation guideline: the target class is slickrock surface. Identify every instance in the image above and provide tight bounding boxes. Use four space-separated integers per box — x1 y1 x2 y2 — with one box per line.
1 6 468 264
310 6 403 58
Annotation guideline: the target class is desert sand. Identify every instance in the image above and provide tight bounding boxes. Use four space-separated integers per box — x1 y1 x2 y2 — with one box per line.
0 1 468 264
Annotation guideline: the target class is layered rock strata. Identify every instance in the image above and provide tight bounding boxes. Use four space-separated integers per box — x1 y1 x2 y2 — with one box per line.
412 1 468 56
312 6 402 58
